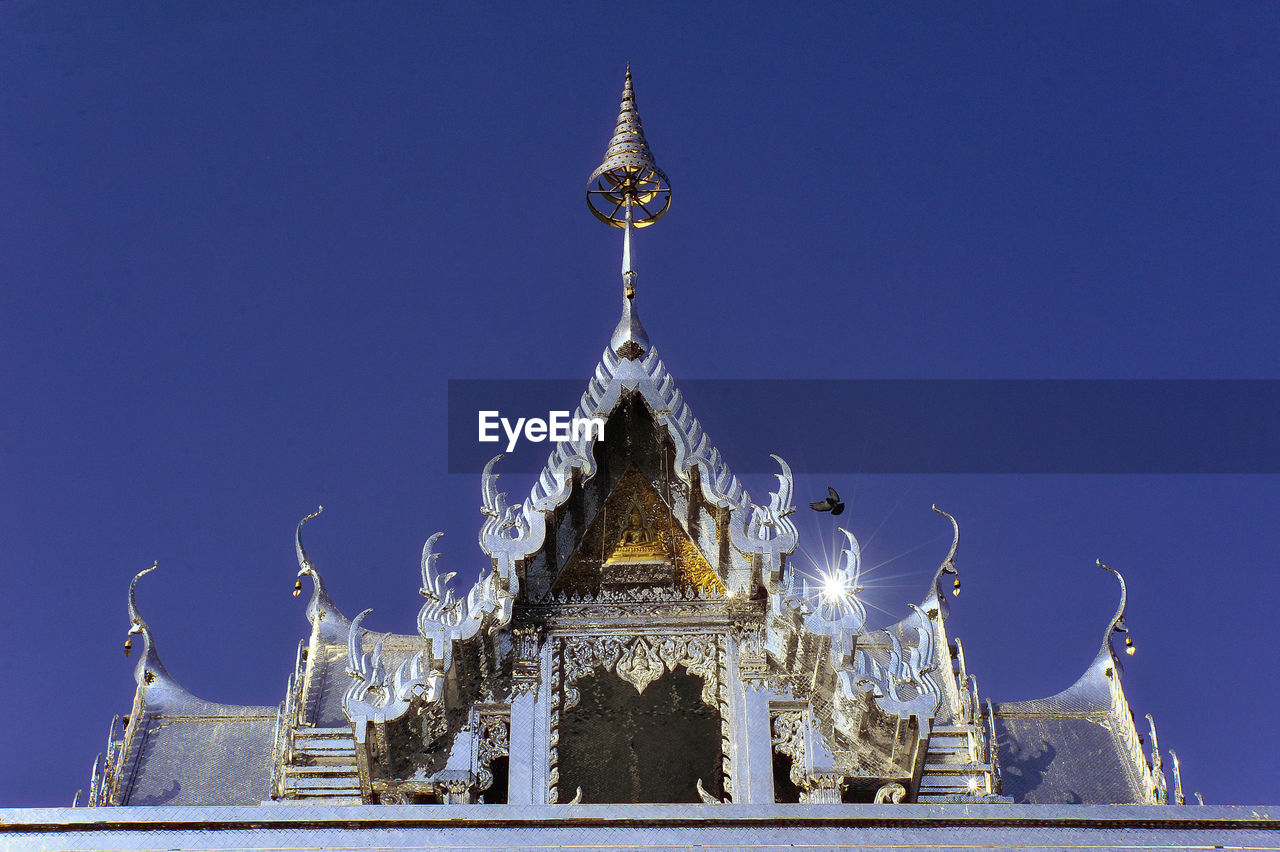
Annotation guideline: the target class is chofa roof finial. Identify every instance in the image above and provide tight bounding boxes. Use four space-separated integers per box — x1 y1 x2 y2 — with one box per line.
295 506 345 627
928 505 962 606
1096 559 1135 662
125 562 172 686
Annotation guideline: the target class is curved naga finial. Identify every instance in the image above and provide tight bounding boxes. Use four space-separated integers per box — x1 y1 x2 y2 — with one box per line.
729 454 798 594
1096 560 1132 662
295 505 323 573
295 506 345 627
840 601 943 727
125 562 172 686
417 532 462 633
807 527 867 632
927 505 961 610
480 454 543 568
343 609 432 725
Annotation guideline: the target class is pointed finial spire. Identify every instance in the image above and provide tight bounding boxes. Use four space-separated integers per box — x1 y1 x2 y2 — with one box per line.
588 67 670 359
587 65 671 230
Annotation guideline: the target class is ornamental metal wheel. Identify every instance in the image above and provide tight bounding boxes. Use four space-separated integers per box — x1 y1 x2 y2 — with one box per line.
587 165 672 228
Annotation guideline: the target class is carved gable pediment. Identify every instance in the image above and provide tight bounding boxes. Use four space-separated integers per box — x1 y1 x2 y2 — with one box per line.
551 465 724 597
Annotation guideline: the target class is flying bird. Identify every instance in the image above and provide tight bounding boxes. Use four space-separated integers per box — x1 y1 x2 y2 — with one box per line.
810 487 845 516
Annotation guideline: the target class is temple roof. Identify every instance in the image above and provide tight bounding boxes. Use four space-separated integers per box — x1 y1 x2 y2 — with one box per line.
991 563 1151 804
114 701 277 807
82 69 1181 815
992 646 1148 804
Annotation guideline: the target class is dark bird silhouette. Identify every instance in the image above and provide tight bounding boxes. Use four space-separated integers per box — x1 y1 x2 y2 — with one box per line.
810 487 845 516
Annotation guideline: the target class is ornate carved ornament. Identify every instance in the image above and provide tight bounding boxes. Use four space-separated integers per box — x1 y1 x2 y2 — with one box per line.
875 781 907 804
729 454 799 590
529 584 731 627
839 603 942 723
374 770 474 804
473 710 510 793
733 622 769 682
413 481 522 679
804 772 845 804
786 525 867 638
343 609 433 727
771 708 807 787
510 626 542 696
557 633 722 711
543 584 724 605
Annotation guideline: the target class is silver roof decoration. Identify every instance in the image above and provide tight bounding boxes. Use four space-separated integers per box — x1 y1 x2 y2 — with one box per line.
294 506 347 641
926 505 961 613
126 563 172 688
842 603 943 724
609 294 650 360
1146 713 1169 804
1096 559 1131 666
417 532 460 630
1170 750 1185 806
586 66 671 230
730 454 799 595
588 68 670 359
804 527 867 630
828 507 961 725
344 610 432 724
481 453 545 568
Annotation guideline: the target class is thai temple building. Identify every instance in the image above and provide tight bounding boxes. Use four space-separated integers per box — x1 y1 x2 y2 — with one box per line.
5 71 1275 851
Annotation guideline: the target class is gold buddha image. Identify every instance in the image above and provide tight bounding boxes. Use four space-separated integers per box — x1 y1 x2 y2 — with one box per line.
605 496 667 564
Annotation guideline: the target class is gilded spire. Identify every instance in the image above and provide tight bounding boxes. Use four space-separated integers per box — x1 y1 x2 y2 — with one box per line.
588 66 670 360
587 65 672 230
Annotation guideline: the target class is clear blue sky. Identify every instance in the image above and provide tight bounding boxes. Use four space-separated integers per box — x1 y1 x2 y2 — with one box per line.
2 2 1277 807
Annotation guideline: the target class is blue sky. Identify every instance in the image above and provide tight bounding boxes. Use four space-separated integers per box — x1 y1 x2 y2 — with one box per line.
2 2 1277 806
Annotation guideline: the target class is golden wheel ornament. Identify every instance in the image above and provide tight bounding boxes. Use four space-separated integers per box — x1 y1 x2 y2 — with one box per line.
586 66 671 230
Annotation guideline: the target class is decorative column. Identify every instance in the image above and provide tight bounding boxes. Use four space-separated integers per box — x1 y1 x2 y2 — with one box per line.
733 624 779 804
506 626 546 804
